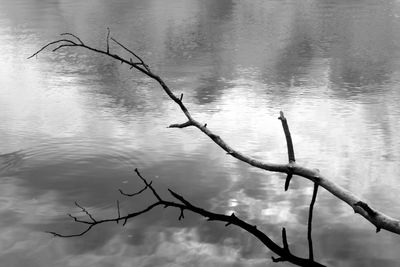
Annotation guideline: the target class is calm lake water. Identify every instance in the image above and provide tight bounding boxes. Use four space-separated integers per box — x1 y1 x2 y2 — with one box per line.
1 0 400 266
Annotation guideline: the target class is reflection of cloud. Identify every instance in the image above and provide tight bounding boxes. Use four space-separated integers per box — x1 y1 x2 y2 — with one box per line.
0 178 69 267
0 177 63 225
54 228 268 267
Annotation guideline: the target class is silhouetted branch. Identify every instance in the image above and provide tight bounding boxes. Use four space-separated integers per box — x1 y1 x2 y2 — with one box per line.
279 111 296 191
119 181 152 197
282 227 289 252
74 201 96 223
116 200 121 224
168 121 194 128
110 37 149 71
60 33 84 45
48 169 325 267
29 31 400 237
106 28 110 53
308 183 319 260
278 111 295 163
28 39 77 58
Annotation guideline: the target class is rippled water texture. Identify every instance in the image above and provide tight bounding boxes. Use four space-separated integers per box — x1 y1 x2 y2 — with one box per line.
1 0 400 266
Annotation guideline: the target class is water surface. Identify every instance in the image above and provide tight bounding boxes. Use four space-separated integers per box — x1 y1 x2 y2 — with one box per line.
1 0 400 266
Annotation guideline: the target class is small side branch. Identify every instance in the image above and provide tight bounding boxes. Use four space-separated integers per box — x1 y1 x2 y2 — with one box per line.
74 201 96 223
110 37 150 72
278 111 295 163
116 200 121 224
60 33 84 45
168 121 193 128
282 227 290 252
284 172 293 192
28 39 78 59
279 111 296 191
308 183 319 260
106 27 110 53
119 181 152 197
134 168 162 201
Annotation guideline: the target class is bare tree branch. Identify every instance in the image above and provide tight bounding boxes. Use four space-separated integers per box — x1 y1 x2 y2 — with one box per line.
48 169 325 267
168 121 194 128
278 111 295 163
29 31 400 235
106 28 110 53
119 181 152 197
60 33 84 45
116 200 121 224
279 111 296 191
308 183 319 260
74 201 96 223
28 39 78 59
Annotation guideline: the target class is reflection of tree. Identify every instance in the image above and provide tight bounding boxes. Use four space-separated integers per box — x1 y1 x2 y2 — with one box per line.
30 32 400 266
316 0 395 96
193 66 232 105
272 31 315 87
330 57 391 93
265 0 396 98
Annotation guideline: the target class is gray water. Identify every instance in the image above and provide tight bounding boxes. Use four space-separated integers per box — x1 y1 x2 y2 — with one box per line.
1 0 400 266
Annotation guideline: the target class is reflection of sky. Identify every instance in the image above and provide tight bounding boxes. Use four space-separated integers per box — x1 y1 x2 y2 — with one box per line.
1 0 400 266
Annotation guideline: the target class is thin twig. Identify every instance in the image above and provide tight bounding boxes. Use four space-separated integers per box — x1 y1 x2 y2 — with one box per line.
106 27 110 53
117 200 121 224
119 181 152 197
28 39 77 59
134 168 162 201
74 201 96 223
110 37 149 71
60 33 84 45
308 183 319 260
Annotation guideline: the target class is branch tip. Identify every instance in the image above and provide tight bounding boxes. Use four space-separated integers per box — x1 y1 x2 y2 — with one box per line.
284 173 293 191
168 121 193 128
282 228 289 251
106 27 110 53
60 32 84 44
178 208 185 220
278 111 295 163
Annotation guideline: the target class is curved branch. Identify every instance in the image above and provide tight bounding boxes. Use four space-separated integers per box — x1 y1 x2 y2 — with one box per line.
29 32 400 235
49 169 325 267
308 183 319 260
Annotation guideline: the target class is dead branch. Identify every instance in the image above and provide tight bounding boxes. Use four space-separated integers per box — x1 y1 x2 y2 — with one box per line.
28 31 400 235
49 169 324 267
307 183 319 260
278 111 296 191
